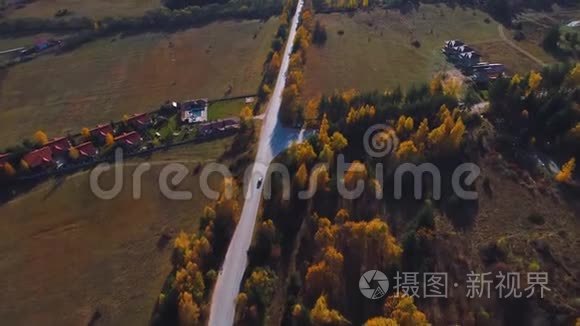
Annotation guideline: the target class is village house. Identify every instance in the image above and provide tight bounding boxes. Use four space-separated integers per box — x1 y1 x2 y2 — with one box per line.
442 40 465 54
126 113 152 130
74 142 98 161
456 51 481 68
0 153 12 167
181 99 208 124
90 124 114 140
45 137 72 158
470 63 506 82
21 147 54 170
114 131 142 149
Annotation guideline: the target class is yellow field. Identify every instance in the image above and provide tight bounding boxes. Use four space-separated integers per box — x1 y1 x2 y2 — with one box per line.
0 18 277 148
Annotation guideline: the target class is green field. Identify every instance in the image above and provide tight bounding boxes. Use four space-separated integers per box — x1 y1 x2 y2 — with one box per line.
208 98 247 120
0 138 233 325
3 0 160 19
302 4 556 99
0 18 277 149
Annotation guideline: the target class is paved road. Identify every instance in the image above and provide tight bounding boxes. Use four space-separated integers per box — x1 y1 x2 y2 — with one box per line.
497 24 545 67
208 0 305 325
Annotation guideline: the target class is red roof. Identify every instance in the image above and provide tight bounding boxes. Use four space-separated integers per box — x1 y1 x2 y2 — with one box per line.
45 137 71 156
75 142 98 158
127 113 151 128
0 153 11 165
22 147 53 169
114 131 142 146
90 124 114 138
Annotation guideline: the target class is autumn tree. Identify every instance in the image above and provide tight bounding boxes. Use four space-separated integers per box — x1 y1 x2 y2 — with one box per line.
240 105 254 127
412 118 429 151
335 208 349 224
568 123 580 141
427 105 465 153
342 218 403 269
2 162 16 176
346 104 376 125
343 161 367 190
34 130 48 145
305 246 343 299
177 291 200 326
311 164 330 193
441 76 463 99
289 70 305 88
267 51 282 80
105 133 115 146
243 267 277 308
314 217 337 248
365 317 398 326
510 73 522 86
567 63 580 86
396 140 419 160
20 160 29 171
341 89 358 103
318 144 334 164
295 163 309 190
288 141 317 165
527 70 543 94
69 147 80 160
429 74 443 95
396 116 414 136
81 127 90 138
384 295 429 326
555 157 576 183
304 97 321 126
310 295 349 325
330 131 348 152
236 292 249 321
319 113 330 145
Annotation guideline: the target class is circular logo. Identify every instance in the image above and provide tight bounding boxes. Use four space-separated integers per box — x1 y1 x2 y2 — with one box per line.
359 270 389 299
363 124 399 158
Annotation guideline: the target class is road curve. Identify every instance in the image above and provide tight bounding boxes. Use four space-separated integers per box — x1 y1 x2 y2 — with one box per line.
208 0 305 325
497 24 545 67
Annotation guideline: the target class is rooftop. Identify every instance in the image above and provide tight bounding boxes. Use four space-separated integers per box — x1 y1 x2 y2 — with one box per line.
22 147 53 169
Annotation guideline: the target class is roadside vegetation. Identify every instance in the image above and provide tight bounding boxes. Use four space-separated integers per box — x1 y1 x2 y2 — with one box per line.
236 62 579 324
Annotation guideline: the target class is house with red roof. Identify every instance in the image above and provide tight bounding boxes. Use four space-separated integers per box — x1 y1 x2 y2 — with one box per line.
114 131 142 149
45 137 71 157
21 147 53 169
90 124 114 140
0 153 11 166
127 113 152 130
75 142 98 160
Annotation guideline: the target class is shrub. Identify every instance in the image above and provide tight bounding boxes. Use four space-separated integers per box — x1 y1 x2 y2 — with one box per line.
527 213 545 225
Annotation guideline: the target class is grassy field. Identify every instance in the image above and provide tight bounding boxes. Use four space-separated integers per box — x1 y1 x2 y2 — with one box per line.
3 0 160 19
471 40 546 74
0 138 233 325
302 4 557 100
208 98 247 120
0 18 277 149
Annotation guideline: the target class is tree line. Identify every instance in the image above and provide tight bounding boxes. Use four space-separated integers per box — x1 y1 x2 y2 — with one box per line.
0 0 282 36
